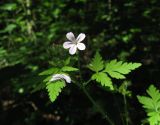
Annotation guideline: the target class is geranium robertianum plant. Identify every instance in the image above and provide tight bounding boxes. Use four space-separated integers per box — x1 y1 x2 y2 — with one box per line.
37 32 142 125
137 85 160 125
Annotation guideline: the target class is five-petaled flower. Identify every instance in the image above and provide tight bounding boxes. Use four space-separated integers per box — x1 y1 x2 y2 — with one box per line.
63 32 86 55
50 74 71 83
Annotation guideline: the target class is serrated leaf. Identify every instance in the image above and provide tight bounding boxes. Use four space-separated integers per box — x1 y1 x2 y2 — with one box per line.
148 112 160 125
137 84 160 125
91 72 113 90
46 81 66 102
39 68 59 75
107 71 125 79
147 85 160 103
103 59 141 79
137 96 155 110
61 66 78 72
88 52 104 72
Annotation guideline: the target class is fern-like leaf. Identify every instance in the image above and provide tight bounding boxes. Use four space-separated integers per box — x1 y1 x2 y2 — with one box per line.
137 85 160 125
103 59 142 79
147 85 160 103
137 96 155 110
39 68 59 75
46 81 66 102
91 72 113 90
61 66 78 72
148 112 160 125
88 52 104 72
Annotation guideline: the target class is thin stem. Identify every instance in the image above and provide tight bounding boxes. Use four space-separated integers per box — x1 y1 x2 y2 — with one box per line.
113 95 125 125
123 94 129 125
82 86 115 125
76 52 115 125
73 81 114 125
83 78 92 86
77 52 83 83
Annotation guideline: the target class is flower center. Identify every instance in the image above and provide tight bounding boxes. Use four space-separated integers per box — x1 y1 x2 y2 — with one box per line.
72 40 78 44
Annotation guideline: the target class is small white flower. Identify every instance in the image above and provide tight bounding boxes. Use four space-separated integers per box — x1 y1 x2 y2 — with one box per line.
63 32 86 55
50 74 71 83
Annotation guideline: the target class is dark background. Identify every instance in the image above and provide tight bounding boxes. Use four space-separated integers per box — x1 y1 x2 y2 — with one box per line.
0 0 160 125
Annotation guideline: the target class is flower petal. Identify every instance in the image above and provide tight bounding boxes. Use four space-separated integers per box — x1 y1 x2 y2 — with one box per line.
66 32 75 41
69 45 77 55
62 74 71 83
63 41 73 49
50 74 61 82
77 43 86 50
50 74 71 83
76 33 86 43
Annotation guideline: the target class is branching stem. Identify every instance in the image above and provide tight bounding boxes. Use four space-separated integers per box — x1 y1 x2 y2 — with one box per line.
76 52 115 125
82 85 115 125
83 79 92 86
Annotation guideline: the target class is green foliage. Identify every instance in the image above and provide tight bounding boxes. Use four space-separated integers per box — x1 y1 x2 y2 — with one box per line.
46 81 66 102
103 59 142 79
2 24 17 33
89 52 113 89
118 81 132 97
61 66 79 72
39 66 77 76
0 0 158 124
37 65 77 102
89 52 141 90
0 3 17 11
39 68 60 76
92 72 113 90
88 52 104 72
137 85 160 125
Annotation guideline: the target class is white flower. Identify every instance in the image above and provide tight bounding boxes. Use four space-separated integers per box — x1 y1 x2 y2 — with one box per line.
63 32 86 55
50 74 71 83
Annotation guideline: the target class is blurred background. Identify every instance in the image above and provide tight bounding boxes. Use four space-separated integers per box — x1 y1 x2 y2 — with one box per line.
0 0 160 125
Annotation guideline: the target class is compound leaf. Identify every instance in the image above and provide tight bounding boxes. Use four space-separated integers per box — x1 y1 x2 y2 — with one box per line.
46 81 66 102
88 52 104 72
61 66 78 72
147 85 160 103
104 59 141 79
39 68 59 75
148 112 160 125
92 72 113 90
137 96 154 110
137 85 160 125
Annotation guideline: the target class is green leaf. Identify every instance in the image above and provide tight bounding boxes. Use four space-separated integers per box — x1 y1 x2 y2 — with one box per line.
39 68 59 75
148 112 160 125
88 52 104 72
91 72 113 90
137 85 160 125
103 59 142 79
147 85 160 103
61 66 78 72
64 57 71 65
43 75 52 82
137 96 155 110
46 81 66 102
0 3 17 11
0 24 17 33
106 71 126 79
118 81 132 96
